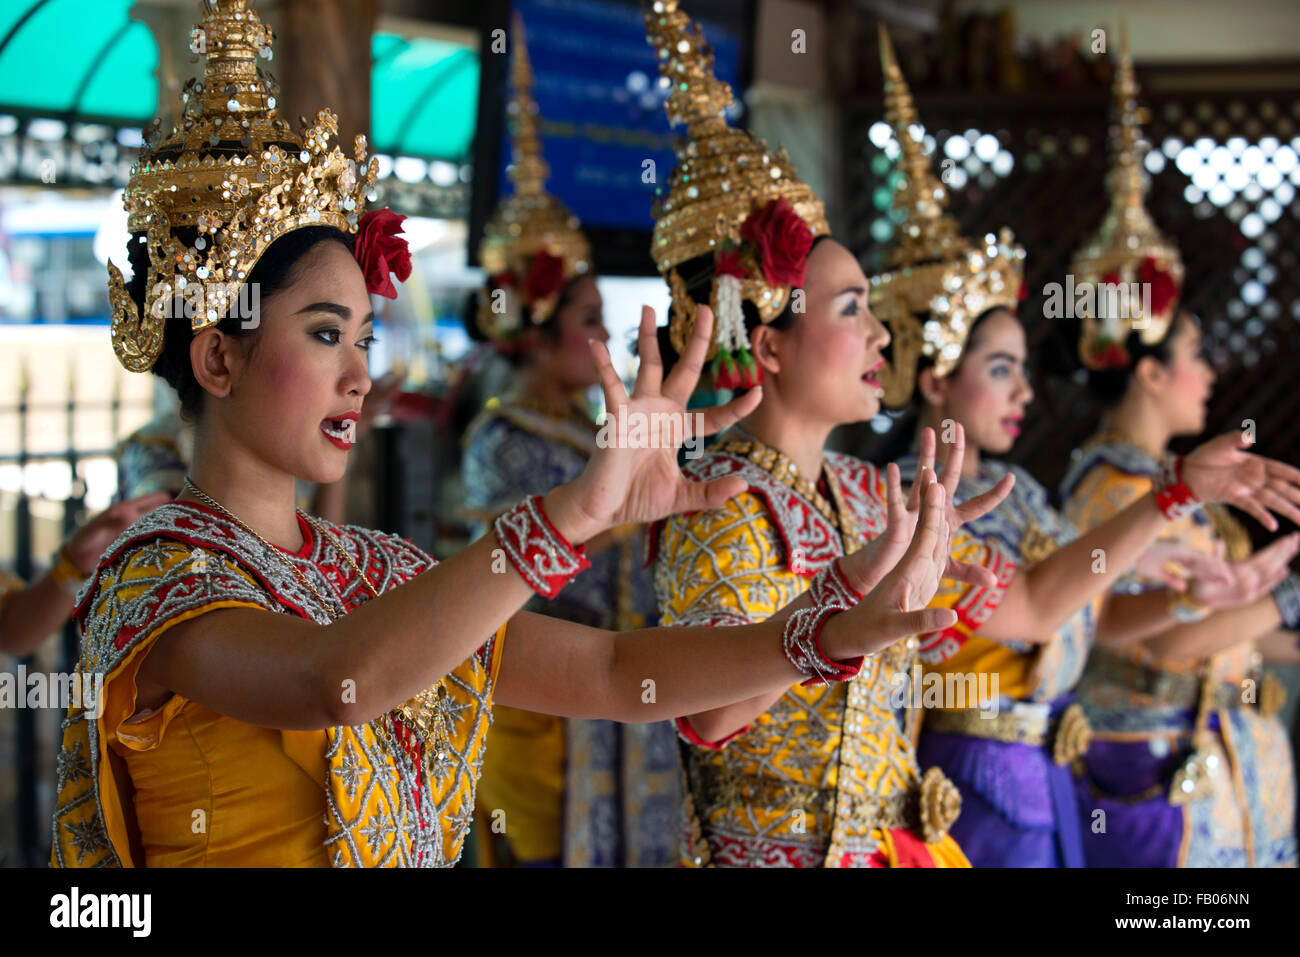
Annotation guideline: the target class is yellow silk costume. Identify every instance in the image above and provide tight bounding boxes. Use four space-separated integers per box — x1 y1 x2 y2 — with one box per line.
653 438 996 867
51 503 503 868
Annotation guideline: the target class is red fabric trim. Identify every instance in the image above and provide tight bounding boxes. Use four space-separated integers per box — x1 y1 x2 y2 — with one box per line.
643 518 664 569
804 628 863 687
675 715 749 750
496 495 591 599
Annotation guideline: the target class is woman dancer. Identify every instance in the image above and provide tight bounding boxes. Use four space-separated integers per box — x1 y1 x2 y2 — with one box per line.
461 24 678 868
50 0 962 869
1057 46 1299 869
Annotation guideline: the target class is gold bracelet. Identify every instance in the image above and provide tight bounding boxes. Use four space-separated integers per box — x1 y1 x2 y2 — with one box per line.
48 545 88 594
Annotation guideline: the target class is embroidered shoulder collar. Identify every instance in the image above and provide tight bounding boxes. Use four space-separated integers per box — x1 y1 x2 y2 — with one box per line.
76 503 429 631
1059 434 1164 501
713 438 842 530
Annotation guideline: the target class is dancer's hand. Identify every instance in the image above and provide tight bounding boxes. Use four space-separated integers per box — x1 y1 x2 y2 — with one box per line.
843 424 1015 595
1190 533 1300 610
822 477 960 660
1134 540 1232 591
547 305 761 542
1182 433 1300 531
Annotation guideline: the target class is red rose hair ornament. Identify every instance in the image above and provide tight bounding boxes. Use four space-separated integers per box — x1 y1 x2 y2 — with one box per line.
740 197 814 289
355 209 413 299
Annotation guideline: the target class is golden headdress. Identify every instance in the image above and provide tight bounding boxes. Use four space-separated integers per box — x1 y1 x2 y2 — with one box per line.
1071 29 1184 371
109 0 377 373
871 25 1025 408
646 0 828 388
475 15 592 345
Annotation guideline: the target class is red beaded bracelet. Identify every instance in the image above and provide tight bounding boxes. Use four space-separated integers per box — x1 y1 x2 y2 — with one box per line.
493 495 592 599
783 604 863 687
1154 455 1200 522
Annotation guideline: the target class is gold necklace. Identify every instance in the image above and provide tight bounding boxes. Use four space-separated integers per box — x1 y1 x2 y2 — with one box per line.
181 478 454 770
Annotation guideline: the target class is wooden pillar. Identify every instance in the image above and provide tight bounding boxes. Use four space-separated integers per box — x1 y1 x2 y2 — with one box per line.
132 0 204 130
269 0 376 148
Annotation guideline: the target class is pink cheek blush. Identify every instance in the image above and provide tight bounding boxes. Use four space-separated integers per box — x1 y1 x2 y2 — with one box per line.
259 350 325 415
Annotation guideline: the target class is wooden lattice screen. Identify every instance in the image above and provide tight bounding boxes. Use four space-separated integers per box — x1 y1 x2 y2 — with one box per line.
837 77 1300 543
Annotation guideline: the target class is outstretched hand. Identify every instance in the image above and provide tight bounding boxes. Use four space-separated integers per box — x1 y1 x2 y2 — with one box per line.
824 476 961 661
547 305 761 542
842 424 1015 595
1182 433 1300 532
1190 532 1300 610
1133 540 1232 591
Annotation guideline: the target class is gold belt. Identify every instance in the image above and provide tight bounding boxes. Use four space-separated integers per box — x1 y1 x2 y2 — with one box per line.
693 763 917 829
925 702 1093 766
690 763 962 844
1088 650 1285 715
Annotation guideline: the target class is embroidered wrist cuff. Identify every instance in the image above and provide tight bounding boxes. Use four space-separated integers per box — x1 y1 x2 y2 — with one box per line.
1155 456 1201 521
493 495 591 599
1273 573 1300 631
783 604 862 687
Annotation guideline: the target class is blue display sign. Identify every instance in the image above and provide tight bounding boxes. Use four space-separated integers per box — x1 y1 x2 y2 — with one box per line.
484 0 748 243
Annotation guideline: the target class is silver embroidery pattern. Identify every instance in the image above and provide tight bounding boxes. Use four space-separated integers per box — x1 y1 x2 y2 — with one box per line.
51 504 498 868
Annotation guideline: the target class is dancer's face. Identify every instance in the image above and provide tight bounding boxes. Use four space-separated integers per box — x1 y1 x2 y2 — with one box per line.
529 275 609 391
752 238 891 427
921 308 1032 457
202 239 373 485
1147 311 1215 437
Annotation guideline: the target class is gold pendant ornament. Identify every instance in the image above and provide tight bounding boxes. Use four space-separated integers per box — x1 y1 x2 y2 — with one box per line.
1052 703 1093 766
919 766 962 844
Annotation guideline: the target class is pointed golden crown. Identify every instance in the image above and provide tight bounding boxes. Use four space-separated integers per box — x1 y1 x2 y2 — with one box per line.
646 0 828 362
1071 27 1184 371
871 25 1024 407
109 0 377 373
476 15 592 341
